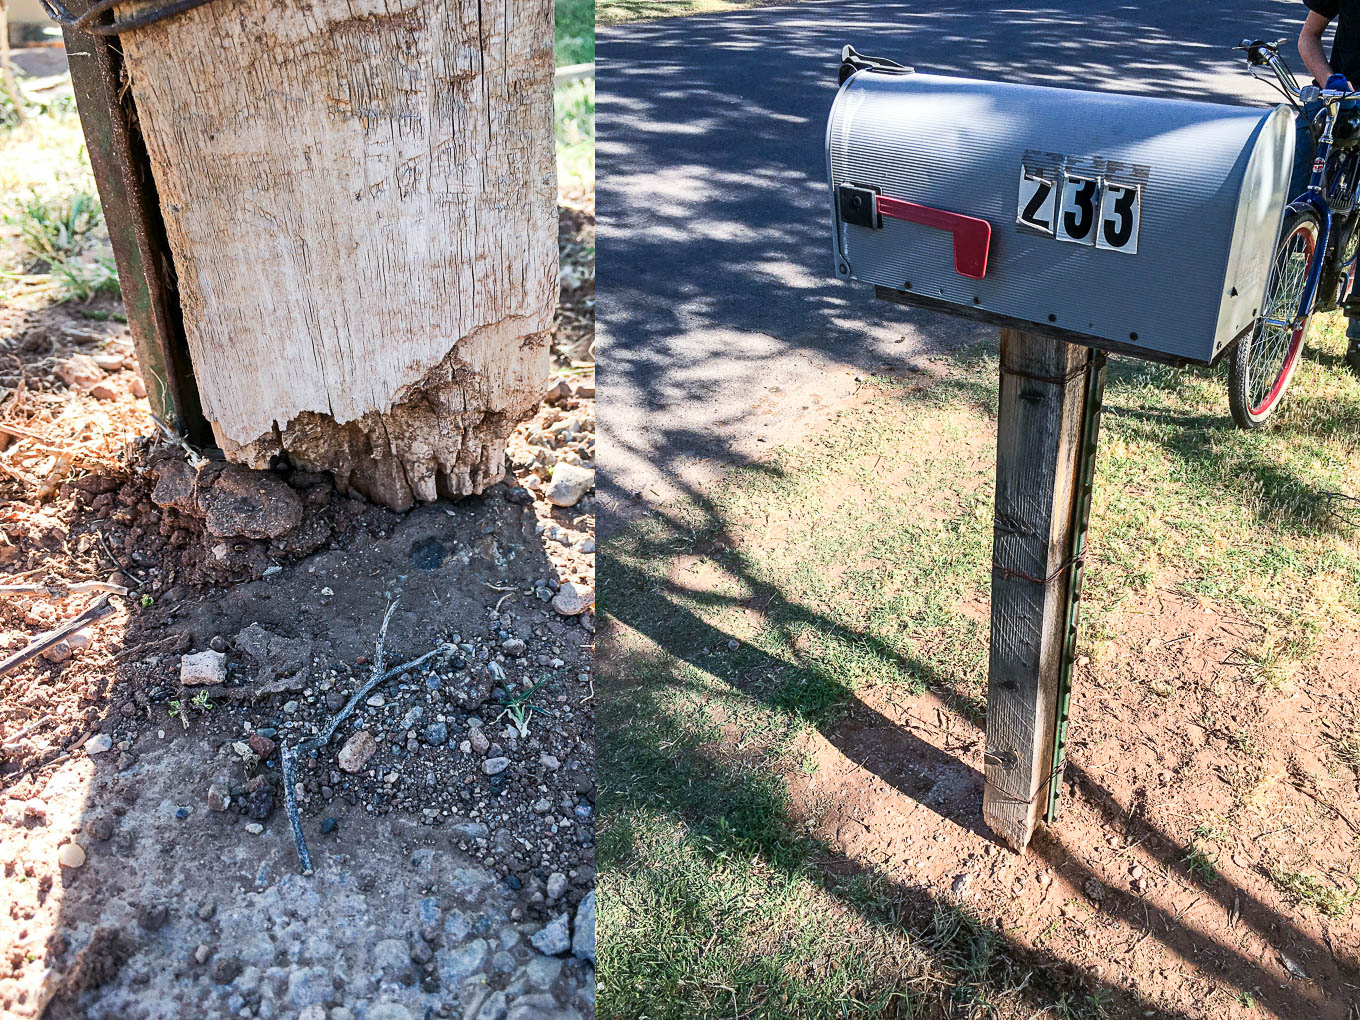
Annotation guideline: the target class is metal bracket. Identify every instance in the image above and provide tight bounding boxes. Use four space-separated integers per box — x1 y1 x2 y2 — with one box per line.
41 0 220 36
1044 348 1107 823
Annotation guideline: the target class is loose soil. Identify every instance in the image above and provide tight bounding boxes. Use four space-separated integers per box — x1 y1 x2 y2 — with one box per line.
0 199 596 1017
792 586 1360 1017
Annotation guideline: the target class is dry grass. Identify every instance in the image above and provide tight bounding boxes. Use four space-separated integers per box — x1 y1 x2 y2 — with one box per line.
0 357 149 498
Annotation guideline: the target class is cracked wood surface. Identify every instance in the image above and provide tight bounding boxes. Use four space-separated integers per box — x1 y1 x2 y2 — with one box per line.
117 0 557 509
983 330 1091 851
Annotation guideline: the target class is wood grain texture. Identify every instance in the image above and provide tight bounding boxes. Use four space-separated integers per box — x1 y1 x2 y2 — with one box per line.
983 330 1092 851
117 0 557 509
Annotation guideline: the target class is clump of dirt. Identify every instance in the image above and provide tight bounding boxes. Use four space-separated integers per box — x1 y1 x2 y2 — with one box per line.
55 926 135 998
50 446 390 593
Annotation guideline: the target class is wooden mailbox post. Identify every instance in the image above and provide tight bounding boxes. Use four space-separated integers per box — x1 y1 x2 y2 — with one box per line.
878 291 1109 851
833 61 1295 850
56 0 558 511
984 332 1105 849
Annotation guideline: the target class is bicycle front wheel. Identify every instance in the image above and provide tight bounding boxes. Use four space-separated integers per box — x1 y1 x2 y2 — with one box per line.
1228 210 1320 429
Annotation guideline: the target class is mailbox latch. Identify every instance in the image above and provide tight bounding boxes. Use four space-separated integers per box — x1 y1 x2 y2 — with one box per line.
838 184 880 229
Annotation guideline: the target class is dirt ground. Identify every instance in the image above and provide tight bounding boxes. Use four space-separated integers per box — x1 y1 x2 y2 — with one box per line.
0 192 595 1017
794 587 1360 1017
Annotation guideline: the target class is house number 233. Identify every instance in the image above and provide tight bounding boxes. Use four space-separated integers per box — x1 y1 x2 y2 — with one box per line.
1017 166 1142 255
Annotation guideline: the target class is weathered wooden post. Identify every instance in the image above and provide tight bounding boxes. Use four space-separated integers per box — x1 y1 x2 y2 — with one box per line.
983 333 1104 849
55 0 557 510
827 53 1295 849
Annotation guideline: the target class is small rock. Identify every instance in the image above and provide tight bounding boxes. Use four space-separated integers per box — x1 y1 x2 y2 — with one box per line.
206 783 231 812
91 352 125 371
244 822 264 835
470 728 491 755
501 638 527 657
950 872 972 897
55 354 105 392
57 843 86 869
137 902 169 931
545 872 568 900
42 641 72 664
573 892 595 964
530 913 571 956
247 732 277 760
84 733 113 755
242 787 275 821
210 956 242 984
550 582 593 617
544 463 594 507
1083 877 1106 903
483 756 510 776
180 650 226 687
422 722 448 746
338 730 378 773
320 817 339 835
539 753 561 771
1280 951 1307 980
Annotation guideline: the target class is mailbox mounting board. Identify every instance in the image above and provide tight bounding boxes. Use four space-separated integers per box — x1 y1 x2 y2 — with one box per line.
827 71 1296 365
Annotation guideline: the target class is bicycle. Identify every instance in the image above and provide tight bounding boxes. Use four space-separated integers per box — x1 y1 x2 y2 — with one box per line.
1228 39 1360 428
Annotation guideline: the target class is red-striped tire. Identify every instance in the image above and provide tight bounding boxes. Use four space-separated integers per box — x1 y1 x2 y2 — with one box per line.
1229 211 1320 429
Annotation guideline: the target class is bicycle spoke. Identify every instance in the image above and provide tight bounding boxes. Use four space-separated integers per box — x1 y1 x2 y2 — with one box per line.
1246 228 1313 413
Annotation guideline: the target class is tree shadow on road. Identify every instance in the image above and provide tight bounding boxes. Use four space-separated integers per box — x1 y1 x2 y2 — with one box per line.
598 0 1310 520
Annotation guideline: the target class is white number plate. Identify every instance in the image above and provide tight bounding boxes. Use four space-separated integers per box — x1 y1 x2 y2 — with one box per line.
1096 181 1141 254
1016 169 1058 235
1056 174 1101 246
1018 164 1143 256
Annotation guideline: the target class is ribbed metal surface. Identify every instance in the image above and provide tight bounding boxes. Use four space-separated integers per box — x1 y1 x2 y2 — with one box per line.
828 72 1295 364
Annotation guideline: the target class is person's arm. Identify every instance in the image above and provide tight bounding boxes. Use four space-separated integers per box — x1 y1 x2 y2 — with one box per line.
1301 8 1340 86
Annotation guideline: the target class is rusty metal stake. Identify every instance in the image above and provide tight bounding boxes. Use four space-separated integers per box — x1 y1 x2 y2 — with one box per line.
58 0 207 443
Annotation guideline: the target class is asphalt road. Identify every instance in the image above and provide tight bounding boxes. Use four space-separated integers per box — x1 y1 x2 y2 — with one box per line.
597 0 1310 520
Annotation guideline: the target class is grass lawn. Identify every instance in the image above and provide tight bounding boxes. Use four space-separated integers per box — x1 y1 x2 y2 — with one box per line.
597 318 1360 1017
556 0 595 191
599 0 806 26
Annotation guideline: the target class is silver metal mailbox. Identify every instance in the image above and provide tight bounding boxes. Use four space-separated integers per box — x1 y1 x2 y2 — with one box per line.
827 68 1297 364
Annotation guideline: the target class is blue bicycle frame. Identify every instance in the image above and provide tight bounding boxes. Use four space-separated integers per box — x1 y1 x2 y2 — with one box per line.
1288 92 1360 322
1247 40 1360 325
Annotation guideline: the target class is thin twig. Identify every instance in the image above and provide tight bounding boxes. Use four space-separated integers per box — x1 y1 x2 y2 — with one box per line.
0 581 128 598
96 531 145 584
280 599 452 874
0 595 116 677
0 712 55 752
